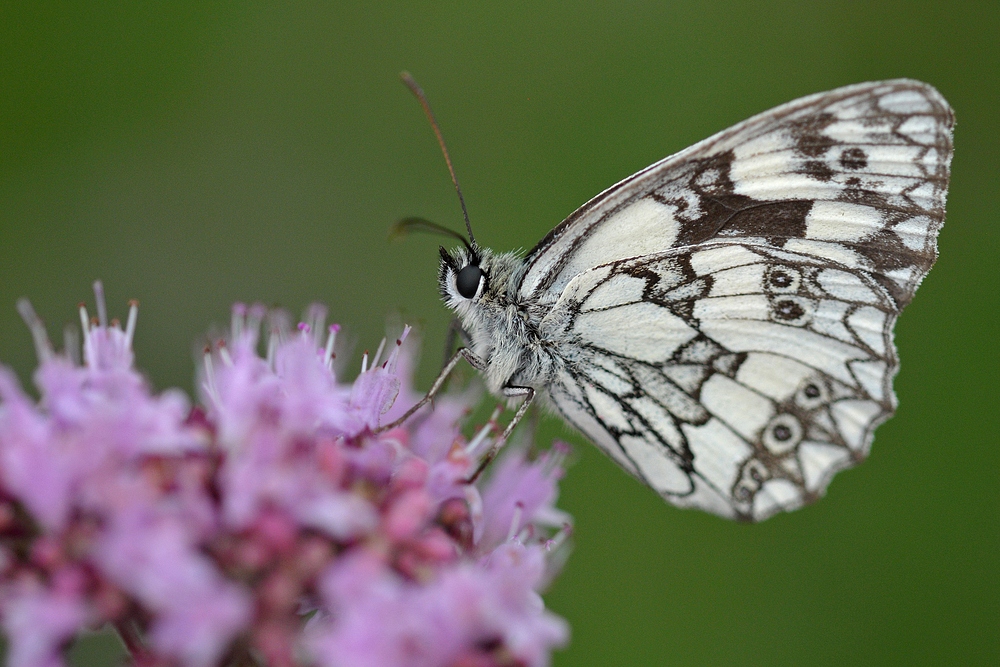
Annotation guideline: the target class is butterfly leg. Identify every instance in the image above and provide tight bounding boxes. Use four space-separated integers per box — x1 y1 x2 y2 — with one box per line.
374 347 486 433
466 385 535 483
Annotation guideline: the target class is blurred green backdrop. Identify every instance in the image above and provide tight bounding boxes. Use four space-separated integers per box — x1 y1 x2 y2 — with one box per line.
1 2 997 666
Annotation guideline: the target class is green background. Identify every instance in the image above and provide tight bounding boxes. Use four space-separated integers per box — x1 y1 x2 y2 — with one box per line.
1 2 997 665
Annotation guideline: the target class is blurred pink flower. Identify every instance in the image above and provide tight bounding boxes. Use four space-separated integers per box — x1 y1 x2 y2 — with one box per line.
0 284 571 667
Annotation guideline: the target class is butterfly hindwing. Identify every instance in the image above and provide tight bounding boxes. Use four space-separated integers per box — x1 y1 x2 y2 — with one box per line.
519 79 953 313
539 241 902 520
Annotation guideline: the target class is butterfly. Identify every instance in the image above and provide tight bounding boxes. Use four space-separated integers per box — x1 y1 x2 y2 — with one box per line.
389 77 954 522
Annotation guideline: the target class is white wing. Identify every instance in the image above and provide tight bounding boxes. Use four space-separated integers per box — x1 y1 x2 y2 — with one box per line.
523 80 953 520
520 79 953 313
541 242 903 520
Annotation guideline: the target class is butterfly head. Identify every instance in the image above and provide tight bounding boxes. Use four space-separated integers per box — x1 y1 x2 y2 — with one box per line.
438 244 523 318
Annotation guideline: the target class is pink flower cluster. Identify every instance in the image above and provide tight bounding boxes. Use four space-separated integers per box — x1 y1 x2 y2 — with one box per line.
0 284 571 667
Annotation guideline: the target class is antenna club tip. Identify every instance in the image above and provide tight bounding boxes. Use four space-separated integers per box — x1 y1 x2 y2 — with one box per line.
400 71 422 95
387 219 409 241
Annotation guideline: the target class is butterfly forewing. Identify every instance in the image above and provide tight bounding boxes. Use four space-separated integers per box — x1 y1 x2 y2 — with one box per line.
521 79 952 520
519 80 953 310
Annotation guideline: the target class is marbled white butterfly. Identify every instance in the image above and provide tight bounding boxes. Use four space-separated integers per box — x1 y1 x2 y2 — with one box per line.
388 78 953 522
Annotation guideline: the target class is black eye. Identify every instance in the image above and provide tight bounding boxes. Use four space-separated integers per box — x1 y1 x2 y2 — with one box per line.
456 264 483 299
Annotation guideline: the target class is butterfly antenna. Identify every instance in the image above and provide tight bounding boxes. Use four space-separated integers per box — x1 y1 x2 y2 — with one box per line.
400 71 476 247
390 217 476 255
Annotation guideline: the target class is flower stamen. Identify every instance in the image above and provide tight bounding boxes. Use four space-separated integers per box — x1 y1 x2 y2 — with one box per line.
323 324 340 368
507 502 524 542
369 337 387 370
93 280 108 329
203 345 220 404
465 406 502 457
16 298 53 363
124 299 139 348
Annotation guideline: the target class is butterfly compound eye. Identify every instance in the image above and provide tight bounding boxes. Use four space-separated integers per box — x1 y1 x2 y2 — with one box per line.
456 264 483 299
